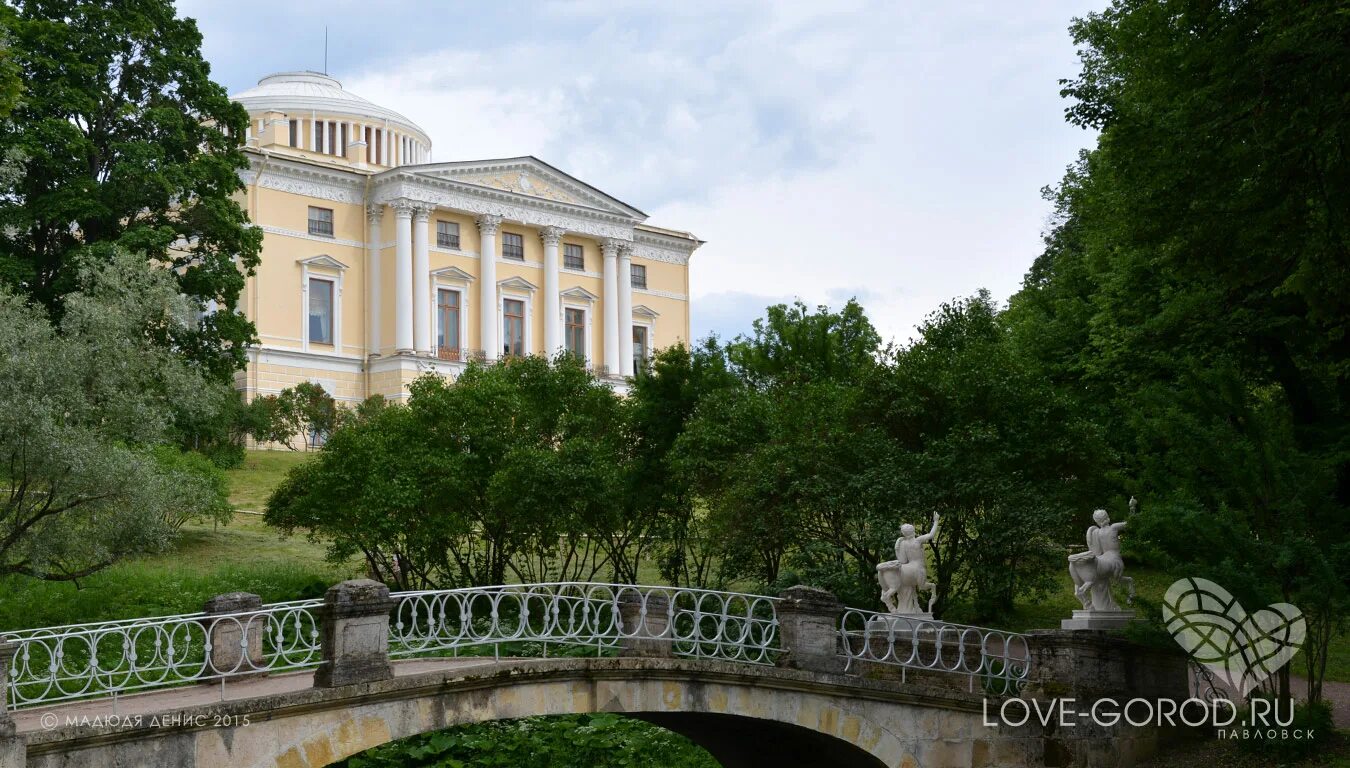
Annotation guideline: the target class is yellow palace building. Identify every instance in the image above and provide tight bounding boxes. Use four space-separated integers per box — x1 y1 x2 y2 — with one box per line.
229 71 701 403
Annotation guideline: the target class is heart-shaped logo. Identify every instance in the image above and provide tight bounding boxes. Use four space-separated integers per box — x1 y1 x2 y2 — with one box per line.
1161 577 1305 698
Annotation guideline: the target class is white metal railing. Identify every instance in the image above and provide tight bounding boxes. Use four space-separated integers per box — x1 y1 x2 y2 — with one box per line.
3 583 1033 711
388 583 780 665
840 608 1031 695
3 599 322 710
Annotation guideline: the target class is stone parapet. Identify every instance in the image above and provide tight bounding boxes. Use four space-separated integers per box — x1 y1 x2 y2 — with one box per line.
313 579 396 688
775 585 845 674
201 592 267 679
618 591 673 658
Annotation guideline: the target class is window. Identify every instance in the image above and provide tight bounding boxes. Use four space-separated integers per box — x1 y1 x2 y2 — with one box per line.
309 278 334 345
314 121 324 154
563 243 585 271
308 207 334 237
437 289 461 359
502 232 524 261
436 220 460 249
340 123 348 156
503 299 525 357
288 119 298 148
630 264 647 289
632 325 649 372
565 308 586 359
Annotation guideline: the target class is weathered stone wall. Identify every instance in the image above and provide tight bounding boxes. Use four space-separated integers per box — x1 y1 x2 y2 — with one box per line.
1021 630 1195 767
19 659 1042 768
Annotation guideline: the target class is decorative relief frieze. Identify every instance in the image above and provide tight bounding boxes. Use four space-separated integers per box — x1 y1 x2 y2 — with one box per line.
456 171 582 205
245 169 363 204
631 241 693 266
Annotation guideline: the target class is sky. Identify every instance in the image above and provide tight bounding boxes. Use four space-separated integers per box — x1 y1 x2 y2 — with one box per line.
180 0 1103 347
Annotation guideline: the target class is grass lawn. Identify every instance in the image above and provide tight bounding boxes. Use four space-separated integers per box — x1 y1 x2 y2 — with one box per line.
224 448 314 511
0 450 361 633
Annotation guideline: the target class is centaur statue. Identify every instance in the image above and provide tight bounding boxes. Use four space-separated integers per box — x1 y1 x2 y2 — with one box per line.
1067 502 1136 611
876 512 941 616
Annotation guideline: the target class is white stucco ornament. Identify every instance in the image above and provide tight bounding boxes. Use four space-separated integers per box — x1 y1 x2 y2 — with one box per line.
876 512 941 619
1062 503 1137 630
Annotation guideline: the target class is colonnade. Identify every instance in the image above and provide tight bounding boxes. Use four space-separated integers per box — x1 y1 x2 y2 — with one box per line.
371 200 636 375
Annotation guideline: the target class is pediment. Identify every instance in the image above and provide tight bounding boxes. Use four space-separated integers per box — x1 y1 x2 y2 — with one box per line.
633 304 660 318
411 157 646 219
560 286 599 303
431 266 475 283
298 254 349 270
498 275 538 293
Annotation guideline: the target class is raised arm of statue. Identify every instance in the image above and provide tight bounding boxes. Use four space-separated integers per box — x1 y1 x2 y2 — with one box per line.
917 512 940 544
1111 520 1128 531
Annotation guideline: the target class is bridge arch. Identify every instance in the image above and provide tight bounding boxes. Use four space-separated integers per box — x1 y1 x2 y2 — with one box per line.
39 658 975 768
234 660 914 768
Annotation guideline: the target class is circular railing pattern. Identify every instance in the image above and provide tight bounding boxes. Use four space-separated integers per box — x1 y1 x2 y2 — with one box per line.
4 599 322 710
840 608 1031 695
4 584 1032 711
388 583 779 665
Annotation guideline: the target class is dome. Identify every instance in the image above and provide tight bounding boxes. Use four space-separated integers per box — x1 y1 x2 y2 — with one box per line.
231 71 430 145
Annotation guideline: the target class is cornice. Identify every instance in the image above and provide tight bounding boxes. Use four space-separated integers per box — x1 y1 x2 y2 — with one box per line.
448 161 633 218
632 229 700 266
240 156 365 205
372 174 637 242
406 158 646 219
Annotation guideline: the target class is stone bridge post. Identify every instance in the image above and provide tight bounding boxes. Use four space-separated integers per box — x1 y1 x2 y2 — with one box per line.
313 579 397 688
0 639 24 768
775 586 845 674
618 590 673 658
1023 630 1192 767
202 592 266 679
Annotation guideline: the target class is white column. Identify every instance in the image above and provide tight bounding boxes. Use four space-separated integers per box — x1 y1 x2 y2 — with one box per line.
477 215 502 360
541 227 564 357
602 239 620 376
618 244 634 376
412 204 432 354
393 200 414 354
366 205 383 357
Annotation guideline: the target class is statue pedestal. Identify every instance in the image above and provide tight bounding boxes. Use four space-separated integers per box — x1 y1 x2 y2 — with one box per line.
1061 609 1136 630
867 613 937 633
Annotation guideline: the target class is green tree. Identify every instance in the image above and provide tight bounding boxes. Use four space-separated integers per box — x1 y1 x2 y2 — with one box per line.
671 301 894 596
870 292 1107 620
266 357 630 589
0 249 226 582
627 340 739 587
277 382 339 450
1009 0 1350 701
0 0 262 382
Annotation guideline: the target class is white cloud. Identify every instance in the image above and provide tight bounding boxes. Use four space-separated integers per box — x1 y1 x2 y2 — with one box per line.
317 1 1100 342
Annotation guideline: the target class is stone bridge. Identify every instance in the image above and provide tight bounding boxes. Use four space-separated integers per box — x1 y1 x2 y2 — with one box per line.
0 582 1190 768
